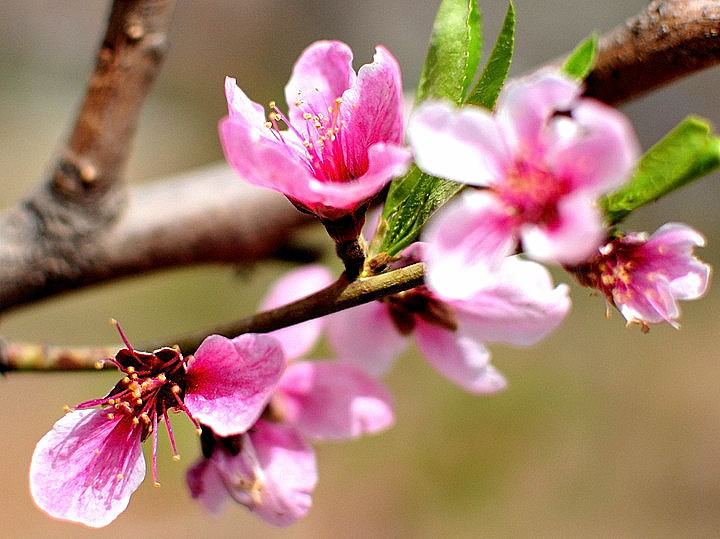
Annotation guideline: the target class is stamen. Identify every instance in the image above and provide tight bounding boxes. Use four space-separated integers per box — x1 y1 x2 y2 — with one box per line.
111 319 134 352
163 409 181 462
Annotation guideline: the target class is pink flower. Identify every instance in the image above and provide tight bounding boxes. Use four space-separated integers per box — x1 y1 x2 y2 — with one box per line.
569 223 710 330
219 40 411 234
30 326 284 528
187 266 394 525
408 70 639 298
329 249 570 393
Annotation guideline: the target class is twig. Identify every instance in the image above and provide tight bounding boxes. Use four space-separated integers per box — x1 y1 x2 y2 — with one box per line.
0 263 425 372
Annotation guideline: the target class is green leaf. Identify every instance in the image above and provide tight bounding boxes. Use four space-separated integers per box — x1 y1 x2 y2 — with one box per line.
415 0 482 105
562 33 598 80
465 1 515 110
379 170 463 256
602 116 720 224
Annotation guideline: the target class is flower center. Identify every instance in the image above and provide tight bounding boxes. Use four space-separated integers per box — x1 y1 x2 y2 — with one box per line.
265 96 352 182
496 161 569 224
73 322 200 486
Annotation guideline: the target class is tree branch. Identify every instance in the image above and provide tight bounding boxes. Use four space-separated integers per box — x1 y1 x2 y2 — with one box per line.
585 0 720 104
0 263 425 372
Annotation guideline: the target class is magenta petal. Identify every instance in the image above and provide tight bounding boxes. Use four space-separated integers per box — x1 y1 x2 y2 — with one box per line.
340 45 405 174
496 70 580 157
547 99 639 193
451 255 571 346
30 409 145 528
414 322 506 394
215 421 317 526
521 193 605 265
409 100 510 186
276 361 394 440
327 300 408 376
186 458 229 514
284 41 356 127
261 265 334 362
185 334 285 437
423 190 517 300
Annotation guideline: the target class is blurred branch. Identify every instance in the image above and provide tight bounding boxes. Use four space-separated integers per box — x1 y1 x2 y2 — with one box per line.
0 0 717 314
585 0 720 104
0 263 425 371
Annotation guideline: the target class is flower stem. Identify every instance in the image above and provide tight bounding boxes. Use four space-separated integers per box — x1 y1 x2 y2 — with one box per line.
0 263 425 372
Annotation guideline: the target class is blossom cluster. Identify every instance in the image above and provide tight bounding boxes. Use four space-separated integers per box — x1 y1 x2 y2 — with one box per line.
30 39 710 529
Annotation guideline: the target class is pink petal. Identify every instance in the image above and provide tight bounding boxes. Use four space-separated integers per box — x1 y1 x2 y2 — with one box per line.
327 300 408 377
284 41 356 128
30 409 145 528
215 421 318 526
261 265 335 362
520 192 605 265
496 70 580 158
185 334 285 437
423 190 517 300
414 322 507 394
409 100 510 187
546 99 639 193
450 255 571 346
275 361 394 440
186 458 230 514
224 77 271 137
340 45 405 174
645 223 710 300
219 116 314 197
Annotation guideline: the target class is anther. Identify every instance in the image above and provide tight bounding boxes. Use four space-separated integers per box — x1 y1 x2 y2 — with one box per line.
116 473 124 480
107 413 115 420
94 361 105 370
172 455 181 462
62 405 74 413
154 482 161 488
157 373 167 382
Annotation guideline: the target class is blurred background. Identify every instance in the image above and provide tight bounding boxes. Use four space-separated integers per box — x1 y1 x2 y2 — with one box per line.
1 0 720 536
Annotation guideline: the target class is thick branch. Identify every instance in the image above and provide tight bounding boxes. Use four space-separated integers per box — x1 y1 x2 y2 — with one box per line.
585 0 720 104
0 263 425 371
55 0 175 198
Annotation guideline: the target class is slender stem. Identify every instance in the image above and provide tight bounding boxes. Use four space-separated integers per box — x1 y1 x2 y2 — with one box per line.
0 263 425 372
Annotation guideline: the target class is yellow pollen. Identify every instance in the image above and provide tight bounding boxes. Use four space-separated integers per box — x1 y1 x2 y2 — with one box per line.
107 399 116 405
268 100 276 108
196 428 203 436
107 413 115 420
294 100 303 107
335 97 343 104
265 121 272 128
116 473 124 480
130 373 138 380
157 373 167 382
154 482 161 488
94 361 105 370
126 366 135 374
140 413 151 424
172 455 181 462
94 450 100 455
303 112 312 120
135 399 143 406
122 377 131 384
132 417 140 425
171 385 181 394
62 405 74 413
